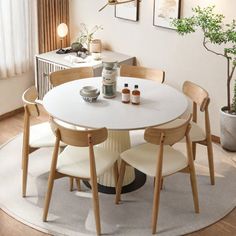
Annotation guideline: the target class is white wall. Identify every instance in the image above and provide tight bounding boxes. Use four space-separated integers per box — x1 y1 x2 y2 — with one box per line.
0 71 35 115
70 0 236 136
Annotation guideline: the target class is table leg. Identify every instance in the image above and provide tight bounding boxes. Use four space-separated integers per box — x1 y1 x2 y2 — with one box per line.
98 130 135 187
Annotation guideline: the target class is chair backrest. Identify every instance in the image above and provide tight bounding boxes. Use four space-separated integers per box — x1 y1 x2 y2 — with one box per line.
120 64 165 83
50 67 94 87
183 81 209 112
144 115 192 146
22 86 39 117
50 118 108 147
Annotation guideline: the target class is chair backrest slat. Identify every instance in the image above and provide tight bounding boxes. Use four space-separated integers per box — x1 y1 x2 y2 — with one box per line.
144 116 191 145
22 86 39 117
183 81 209 112
120 64 165 83
50 119 108 147
50 67 94 87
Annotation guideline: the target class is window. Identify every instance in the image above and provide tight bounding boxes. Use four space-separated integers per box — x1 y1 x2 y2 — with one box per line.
0 0 37 79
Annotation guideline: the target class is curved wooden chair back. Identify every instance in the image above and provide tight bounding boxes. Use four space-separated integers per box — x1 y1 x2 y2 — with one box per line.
50 118 108 147
50 67 94 87
22 86 39 117
120 64 165 83
144 115 192 146
183 81 209 112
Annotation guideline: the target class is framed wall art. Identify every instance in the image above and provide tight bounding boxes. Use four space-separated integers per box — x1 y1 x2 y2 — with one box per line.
153 0 181 29
115 0 139 22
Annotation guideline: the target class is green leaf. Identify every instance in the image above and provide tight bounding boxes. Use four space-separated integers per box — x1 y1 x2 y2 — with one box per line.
171 5 236 109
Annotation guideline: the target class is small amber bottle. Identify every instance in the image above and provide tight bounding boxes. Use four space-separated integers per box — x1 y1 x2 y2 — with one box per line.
122 83 130 103
131 85 140 105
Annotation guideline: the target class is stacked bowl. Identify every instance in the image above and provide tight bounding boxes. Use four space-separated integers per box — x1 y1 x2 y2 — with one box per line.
80 86 100 103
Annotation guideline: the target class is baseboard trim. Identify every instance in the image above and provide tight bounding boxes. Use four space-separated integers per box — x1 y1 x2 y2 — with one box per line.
0 107 24 121
212 135 220 144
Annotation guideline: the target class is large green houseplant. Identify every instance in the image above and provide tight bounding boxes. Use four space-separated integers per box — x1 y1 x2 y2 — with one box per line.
172 6 236 151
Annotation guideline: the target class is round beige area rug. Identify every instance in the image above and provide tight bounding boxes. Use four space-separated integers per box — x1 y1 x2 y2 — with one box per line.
0 128 236 236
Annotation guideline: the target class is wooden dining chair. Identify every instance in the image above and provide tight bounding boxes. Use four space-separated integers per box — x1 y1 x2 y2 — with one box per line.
21 86 67 197
115 116 199 234
50 67 94 87
43 118 119 235
49 67 95 189
159 81 215 185
120 64 165 146
120 64 165 83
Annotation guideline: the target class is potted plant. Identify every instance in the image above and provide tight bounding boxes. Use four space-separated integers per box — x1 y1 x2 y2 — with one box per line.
172 5 236 151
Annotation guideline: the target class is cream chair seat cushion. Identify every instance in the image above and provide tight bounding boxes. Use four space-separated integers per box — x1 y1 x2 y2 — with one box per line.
158 119 206 142
29 120 84 148
121 143 188 177
29 122 66 148
57 146 119 178
30 122 59 148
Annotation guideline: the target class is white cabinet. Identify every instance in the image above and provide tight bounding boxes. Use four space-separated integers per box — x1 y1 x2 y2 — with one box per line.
35 50 135 99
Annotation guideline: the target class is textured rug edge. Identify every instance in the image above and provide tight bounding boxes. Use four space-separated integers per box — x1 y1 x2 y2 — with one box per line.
1 195 236 236
1 135 236 236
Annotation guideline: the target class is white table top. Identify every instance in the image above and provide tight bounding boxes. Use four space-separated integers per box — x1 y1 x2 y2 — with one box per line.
43 77 188 131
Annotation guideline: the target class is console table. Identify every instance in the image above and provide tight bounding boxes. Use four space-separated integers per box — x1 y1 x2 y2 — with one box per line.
35 50 135 99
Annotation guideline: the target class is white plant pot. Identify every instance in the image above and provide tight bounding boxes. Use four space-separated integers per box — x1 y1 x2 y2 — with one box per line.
220 107 236 151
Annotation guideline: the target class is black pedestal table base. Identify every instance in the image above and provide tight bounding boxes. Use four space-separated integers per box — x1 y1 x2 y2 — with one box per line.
83 169 146 194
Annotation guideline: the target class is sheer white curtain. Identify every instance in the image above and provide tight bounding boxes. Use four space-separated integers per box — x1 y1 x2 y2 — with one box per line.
0 0 37 79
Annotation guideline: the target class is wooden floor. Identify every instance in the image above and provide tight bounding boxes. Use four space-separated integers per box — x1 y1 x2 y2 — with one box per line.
0 111 236 236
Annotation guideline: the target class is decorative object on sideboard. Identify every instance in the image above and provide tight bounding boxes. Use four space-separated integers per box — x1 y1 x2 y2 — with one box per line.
90 39 102 60
99 0 136 12
70 42 88 58
172 5 236 151
90 39 102 53
153 0 181 29
56 23 69 54
115 0 139 22
76 23 103 52
71 42 83 52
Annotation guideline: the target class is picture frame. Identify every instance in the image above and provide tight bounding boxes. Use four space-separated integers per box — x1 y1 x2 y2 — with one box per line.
115 0 139 22
153 0 181 29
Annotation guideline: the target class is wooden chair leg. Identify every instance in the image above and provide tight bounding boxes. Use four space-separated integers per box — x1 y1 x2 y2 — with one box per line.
115 160 126 204
113 160 119 188
161 178 164 190
192 142 196 160
90 176 101 235
206 140 215 185
76 178 81 191
186 131 200 214
151 175 162 234
155 177 164 190
189 166 200 213
152 138 164 234
43 171 56 221
22 155 29 197
70 177 74 191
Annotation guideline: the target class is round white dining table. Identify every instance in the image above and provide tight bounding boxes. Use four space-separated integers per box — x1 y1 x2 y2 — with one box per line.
43 76 188 192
